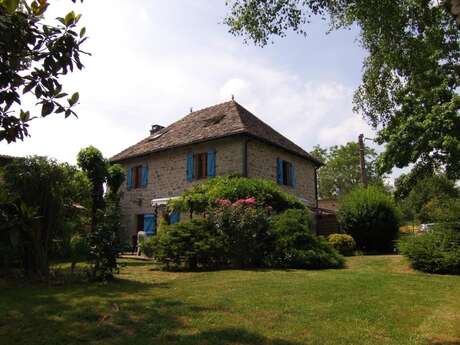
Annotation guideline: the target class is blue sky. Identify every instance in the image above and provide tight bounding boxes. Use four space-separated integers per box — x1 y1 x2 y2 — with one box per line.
2 1 396 178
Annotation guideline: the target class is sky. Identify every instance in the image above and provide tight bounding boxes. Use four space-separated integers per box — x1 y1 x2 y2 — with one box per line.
1 1 402 180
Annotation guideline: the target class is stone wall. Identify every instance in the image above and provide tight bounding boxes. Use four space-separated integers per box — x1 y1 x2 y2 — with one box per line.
119 136 245 238
246 139 317 207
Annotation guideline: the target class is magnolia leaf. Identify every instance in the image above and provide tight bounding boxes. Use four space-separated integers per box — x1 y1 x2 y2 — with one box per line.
68 92 79 106
0 0 20 14
41 102 54 116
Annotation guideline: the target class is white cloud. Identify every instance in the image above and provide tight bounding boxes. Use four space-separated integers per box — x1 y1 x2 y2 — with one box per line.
0 0 377 170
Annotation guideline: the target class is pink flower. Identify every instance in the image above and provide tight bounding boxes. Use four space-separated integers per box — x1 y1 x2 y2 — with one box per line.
245 197 256 204
215 199 232 207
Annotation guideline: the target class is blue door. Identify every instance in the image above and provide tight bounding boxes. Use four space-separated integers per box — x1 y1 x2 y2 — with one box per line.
143 214 156 236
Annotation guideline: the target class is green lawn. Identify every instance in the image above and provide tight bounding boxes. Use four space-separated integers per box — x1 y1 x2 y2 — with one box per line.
1 256 460 345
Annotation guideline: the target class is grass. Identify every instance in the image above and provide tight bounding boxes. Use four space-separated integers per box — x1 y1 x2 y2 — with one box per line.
1 256 460 345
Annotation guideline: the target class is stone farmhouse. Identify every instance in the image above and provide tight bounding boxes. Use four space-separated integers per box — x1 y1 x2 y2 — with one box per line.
110 100 323 239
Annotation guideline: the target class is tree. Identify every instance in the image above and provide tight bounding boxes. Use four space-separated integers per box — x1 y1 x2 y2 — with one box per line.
0 0 87 143
225 0 460 179
77 146 107 230
310 142 383 199
398 174 459 223
1 156 91 278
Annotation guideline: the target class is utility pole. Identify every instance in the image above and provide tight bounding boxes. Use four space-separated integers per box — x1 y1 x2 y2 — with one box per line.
358 134 368 186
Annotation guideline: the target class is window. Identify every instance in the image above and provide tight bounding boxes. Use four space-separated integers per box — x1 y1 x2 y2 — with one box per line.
127 164 148 190
194 152 208 179
186 150 216 182
133 165 143 188
282 160 293 186
277 158 296 187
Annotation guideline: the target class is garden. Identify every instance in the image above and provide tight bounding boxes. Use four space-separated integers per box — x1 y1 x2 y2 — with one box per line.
2 163 460 345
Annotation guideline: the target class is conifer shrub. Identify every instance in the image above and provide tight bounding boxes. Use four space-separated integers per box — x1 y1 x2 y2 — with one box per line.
268 209 345 269
398 224 460 274
338 186 399 252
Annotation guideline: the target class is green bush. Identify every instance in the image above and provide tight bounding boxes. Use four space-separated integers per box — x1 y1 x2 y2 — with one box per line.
398 224 460 274
140 236 155 258
69 234 89 261
153 218 226 270
268 209 344 269
327 234 356 256
211 201 271 267
338 186 400 252
170 176 305 213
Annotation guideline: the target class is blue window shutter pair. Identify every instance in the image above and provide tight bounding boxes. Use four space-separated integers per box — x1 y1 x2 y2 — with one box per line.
170 211 180 224
276 158 283 184
127 167 133 190
141 164 149 188
186 153 194 182
207 150 216 177
291 162 296 188
143 214 156 236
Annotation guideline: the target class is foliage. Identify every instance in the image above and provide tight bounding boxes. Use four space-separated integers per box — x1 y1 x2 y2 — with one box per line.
398 174 458 223
419 197 460 224
0 0 87 143
170 176 305 214
310 142 384 199
140 236 156 258
0 156 90 278
268 209 344 269
338 186 400 252
327 233 356 256
106 164 125 198
211 200 271 267
225 0 460 179
399 224 460 274
69 233 89 273
77 146 107 229
152 218 226 270
86 205 121 281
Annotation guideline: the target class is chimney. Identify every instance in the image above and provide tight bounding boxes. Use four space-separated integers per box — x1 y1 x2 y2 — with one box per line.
150 124 164 135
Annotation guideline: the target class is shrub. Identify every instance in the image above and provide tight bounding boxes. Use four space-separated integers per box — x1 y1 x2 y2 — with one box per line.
69 234 89 273
268 209 344 269
170 176 305 214
153 218 226 270
338 186 400 252
140 236 155 258
211 201 271 267
398 224 460 274
327 234 356 256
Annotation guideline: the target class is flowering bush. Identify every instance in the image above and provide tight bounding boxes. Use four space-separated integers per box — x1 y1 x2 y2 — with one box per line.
211 198 271 267
170 176 304 214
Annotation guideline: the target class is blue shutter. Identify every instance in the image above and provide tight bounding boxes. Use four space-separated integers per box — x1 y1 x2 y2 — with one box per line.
186 153 194 182
276 158 283 184
291 162 296 188
127 167 133 190
143 214 156 236
141 163 149 188
207 149 216 177
170 211 180 224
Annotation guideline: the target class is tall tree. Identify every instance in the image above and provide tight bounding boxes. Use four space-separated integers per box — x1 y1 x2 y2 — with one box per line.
225 0 460 179
310 142 383 199
0 0 87 143
77 146 107 230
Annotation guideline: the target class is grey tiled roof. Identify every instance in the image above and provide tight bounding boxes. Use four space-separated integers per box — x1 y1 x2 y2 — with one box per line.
110 100 322 165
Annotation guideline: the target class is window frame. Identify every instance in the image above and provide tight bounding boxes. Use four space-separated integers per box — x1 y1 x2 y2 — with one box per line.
193 152 208 180
281 160 294 187
133 165 143 189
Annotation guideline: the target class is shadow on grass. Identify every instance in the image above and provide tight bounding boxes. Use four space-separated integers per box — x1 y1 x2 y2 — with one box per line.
0 275 303 345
